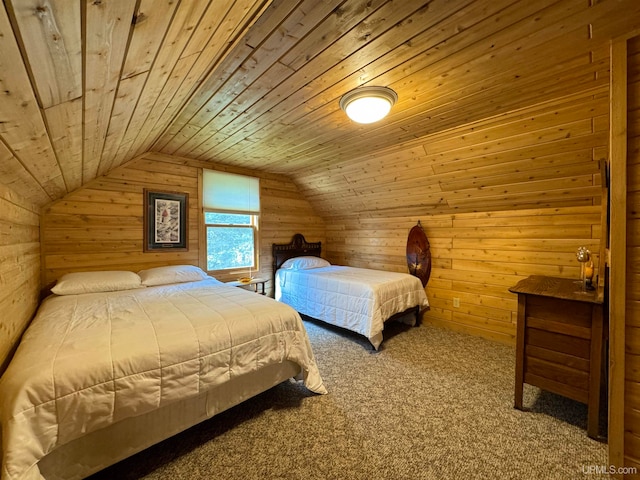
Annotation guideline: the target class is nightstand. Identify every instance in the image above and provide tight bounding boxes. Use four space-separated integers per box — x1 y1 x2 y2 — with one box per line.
226 277 268 295
509 275 605 439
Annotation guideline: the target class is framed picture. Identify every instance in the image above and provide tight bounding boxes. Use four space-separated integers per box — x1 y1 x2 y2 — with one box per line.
143 189 189 251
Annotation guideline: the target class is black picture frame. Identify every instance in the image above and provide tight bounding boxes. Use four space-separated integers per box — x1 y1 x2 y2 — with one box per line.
143 189 189 252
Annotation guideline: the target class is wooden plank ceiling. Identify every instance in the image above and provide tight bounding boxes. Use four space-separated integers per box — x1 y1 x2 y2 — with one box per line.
0 0 638 216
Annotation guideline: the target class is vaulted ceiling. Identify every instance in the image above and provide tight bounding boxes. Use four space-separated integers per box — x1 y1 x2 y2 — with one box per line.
1 0 638 216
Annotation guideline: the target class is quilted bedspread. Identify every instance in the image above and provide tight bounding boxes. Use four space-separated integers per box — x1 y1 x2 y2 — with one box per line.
275 266 429 348
0 278 326 480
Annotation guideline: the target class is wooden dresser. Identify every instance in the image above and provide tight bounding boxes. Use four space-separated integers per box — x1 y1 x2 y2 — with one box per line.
509 275 606 439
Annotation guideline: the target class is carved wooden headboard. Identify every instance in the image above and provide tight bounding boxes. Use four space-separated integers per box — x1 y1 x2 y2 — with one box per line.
272 233 322 287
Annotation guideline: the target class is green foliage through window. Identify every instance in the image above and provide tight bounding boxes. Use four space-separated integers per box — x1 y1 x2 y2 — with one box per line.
205 213 256 271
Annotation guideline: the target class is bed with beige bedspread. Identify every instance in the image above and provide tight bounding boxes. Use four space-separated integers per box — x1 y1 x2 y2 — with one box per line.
0 267 325 480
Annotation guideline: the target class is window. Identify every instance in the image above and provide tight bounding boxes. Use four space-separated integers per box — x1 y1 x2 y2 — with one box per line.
202 170 260 272
204 212 256 271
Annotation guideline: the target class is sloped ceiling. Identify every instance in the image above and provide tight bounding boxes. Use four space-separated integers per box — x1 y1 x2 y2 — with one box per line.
0 0 638 215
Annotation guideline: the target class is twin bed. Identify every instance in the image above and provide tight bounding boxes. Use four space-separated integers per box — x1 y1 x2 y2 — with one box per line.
0 265 326 480
272 234 430 349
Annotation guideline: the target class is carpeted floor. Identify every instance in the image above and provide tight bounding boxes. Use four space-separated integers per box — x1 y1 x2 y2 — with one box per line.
89 319 609 480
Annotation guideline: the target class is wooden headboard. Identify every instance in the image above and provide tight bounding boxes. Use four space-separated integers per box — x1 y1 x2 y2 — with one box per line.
272 233 322 286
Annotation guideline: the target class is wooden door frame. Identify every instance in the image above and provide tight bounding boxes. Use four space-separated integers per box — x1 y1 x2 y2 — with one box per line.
608 36 628 477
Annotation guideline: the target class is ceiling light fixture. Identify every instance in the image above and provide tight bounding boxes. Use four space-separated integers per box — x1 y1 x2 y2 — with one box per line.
339 86 398 124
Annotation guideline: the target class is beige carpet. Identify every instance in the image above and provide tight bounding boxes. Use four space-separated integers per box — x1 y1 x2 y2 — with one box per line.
88 318 609 480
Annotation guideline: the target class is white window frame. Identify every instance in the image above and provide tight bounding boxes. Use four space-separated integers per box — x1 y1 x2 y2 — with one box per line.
203 211 259 273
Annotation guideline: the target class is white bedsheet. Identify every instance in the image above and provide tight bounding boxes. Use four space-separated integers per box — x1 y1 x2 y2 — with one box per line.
275 266 429 348
0 278 326 480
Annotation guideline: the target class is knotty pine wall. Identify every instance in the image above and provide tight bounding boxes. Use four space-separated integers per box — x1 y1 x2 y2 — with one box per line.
0 185 40 372
321 87 606 345
41 152 325 295
324 206 600 345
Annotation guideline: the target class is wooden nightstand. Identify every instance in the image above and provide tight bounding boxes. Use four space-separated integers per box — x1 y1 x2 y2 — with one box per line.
509 275 606 439
226 278 268 295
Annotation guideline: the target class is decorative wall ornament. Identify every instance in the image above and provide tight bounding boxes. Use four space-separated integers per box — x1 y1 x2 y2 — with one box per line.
406 220 431 288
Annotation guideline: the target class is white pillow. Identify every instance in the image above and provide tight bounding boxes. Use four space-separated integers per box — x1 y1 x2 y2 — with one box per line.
280 256 330 270
52 270 143 295
138 265 209 286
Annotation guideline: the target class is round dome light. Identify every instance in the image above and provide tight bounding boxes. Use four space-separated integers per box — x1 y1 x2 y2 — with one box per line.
339 86 398 124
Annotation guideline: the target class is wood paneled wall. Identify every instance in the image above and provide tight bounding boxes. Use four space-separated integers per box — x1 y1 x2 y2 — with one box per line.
0 185 40 372
625 35 640 475
41 152 324 295
325 205 600 345
321 82 606 345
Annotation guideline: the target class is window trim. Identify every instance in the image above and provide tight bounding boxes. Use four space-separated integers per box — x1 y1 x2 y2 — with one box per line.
203 210 259 273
